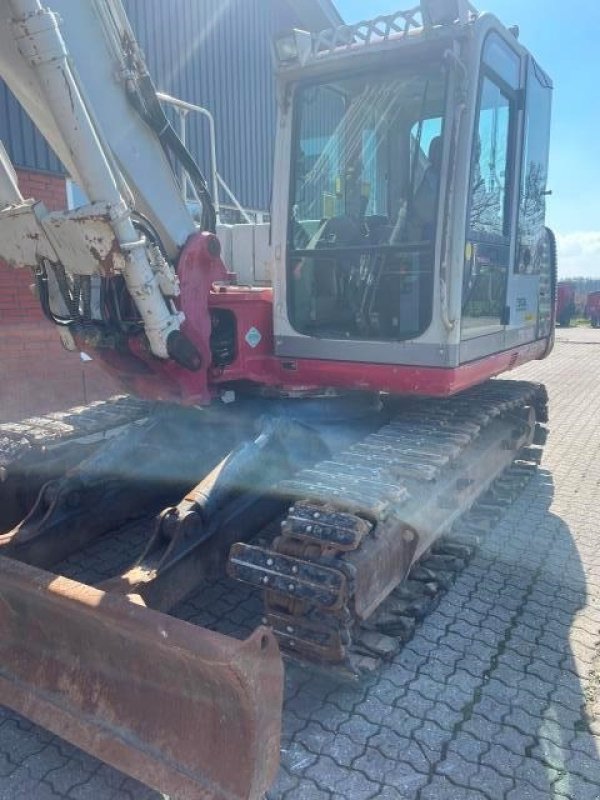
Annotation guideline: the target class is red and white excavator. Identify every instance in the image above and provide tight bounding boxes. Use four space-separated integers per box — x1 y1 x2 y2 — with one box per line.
0 1 555 798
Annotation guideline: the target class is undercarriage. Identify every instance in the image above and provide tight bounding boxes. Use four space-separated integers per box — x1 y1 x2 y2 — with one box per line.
0 377 547 799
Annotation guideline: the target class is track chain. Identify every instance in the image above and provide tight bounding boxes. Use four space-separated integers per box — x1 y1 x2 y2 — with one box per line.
229 380 548 676
0 395 153 469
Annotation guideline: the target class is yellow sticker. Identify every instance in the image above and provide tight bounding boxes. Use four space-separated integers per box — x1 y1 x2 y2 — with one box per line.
322 193 335 218
465 242 473 261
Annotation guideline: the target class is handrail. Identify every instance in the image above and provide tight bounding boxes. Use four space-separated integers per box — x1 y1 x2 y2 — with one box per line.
156 90 262 226
217 174 254 225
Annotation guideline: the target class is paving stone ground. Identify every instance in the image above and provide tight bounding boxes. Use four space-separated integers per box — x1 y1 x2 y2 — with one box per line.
1 331 600 799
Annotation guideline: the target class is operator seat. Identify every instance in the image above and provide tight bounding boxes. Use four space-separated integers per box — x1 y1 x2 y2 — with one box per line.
411 135 442 241
389 135 442 244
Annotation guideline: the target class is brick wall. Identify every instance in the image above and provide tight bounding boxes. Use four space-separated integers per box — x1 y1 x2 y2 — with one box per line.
15 170 68 211
0 169 120 423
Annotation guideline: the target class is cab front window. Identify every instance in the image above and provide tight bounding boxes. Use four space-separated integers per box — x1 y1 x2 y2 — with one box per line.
288 67 446 342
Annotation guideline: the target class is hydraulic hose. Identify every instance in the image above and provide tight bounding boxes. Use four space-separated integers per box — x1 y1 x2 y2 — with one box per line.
128 73 217 234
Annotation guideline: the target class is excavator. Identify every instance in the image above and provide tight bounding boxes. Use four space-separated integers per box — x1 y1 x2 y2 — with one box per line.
0 1 555 798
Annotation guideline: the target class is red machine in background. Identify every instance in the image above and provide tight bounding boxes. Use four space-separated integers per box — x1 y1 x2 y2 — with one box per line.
585 291 600 327
557 281 576 326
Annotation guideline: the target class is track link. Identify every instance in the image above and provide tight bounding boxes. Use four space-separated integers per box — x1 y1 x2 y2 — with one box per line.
0 395 154 532
0 395 153 467
228 379 548 676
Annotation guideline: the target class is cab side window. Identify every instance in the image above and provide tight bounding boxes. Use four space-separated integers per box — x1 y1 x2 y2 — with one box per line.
517 59 552 274
468 32 520 240
469 77 511 237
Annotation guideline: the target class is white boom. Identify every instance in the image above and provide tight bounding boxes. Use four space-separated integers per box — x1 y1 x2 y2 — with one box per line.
0 0 202 361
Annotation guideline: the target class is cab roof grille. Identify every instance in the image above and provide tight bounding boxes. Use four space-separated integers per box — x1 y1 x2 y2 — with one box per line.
312 8 425 56
311 4 478 59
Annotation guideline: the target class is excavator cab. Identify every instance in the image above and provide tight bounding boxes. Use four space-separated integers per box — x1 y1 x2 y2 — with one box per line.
271 4 555 380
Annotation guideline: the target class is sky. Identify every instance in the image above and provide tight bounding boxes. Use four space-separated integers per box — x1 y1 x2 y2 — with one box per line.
336 0 600 278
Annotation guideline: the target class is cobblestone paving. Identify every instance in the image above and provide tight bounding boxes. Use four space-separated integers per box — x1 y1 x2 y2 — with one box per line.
1 334 600 799
555 325 600 344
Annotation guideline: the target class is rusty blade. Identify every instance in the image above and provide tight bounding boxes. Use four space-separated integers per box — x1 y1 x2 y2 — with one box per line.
0 555 282 800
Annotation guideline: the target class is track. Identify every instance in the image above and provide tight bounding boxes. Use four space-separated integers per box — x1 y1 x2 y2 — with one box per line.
229 379 548 676
0 396 153 532
0 395 152 465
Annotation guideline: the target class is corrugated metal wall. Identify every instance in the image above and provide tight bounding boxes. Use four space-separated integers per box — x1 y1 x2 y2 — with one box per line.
0 0 300 210
0 83 64 175
123 0 297 211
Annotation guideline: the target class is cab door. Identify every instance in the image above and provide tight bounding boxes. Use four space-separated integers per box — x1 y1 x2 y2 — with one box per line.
507 57 553 341
461 32 522 356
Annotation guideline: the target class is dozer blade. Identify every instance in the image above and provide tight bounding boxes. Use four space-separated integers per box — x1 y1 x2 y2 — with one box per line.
0 555 282 800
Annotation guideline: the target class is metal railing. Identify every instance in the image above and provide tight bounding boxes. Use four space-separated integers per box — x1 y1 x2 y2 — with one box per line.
156 91 253 224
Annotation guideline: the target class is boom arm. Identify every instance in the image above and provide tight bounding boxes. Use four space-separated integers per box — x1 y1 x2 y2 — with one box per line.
0 0 213 365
